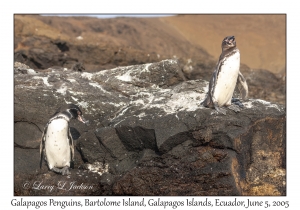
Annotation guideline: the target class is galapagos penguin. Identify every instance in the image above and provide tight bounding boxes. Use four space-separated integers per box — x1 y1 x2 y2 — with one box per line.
40 104 89 175
202 35 248 115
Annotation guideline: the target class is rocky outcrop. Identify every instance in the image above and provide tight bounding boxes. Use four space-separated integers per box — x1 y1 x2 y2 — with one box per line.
14 15 212 73
14 15 285 106
14 59 286 196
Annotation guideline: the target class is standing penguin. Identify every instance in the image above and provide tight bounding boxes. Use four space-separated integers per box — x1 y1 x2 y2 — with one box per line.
202 36 248 115
40 104 89 175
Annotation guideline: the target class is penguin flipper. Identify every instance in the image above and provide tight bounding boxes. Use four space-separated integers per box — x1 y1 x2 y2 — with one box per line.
68 127 75 167
202 70 216 107
210 70 226 114
39 125 48 168
237 71 248 100
39 139 44 169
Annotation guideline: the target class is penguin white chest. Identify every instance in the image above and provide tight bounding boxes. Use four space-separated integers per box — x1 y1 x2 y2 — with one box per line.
45 119 71 169
213 52 240 106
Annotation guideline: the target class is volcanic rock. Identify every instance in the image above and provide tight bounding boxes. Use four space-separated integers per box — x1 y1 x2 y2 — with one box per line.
14 59 286 196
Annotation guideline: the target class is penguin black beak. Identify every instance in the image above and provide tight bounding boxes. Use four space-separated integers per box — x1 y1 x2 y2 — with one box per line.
227 36 235 43
77 115 90 126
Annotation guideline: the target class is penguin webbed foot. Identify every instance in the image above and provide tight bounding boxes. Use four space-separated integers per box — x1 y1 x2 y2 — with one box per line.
215 105 227 115
231 98 244 108
227 104 241 113
52 166 71 175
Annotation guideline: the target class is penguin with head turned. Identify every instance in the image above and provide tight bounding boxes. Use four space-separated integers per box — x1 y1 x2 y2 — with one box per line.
202 35 248 115
40 104 89 175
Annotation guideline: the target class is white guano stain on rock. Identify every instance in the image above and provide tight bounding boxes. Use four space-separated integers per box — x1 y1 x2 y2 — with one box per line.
27 69 37 75
64 98 72 104
140 63 151 73
254 99 283 112
67 78 77 83
111 87 206 121
243 99 284 113
81 72 93 80
137 112 146 119
86 162 109 176
71 96 79 102
165 91 204 113
255 99 273 105
68 90 85 95
101 101 126 108
89 82 112 95
118 107 130 117
32 76 52 87
243 101 254 109
116 70 133 82
78 101 89 109
56 84 67 95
